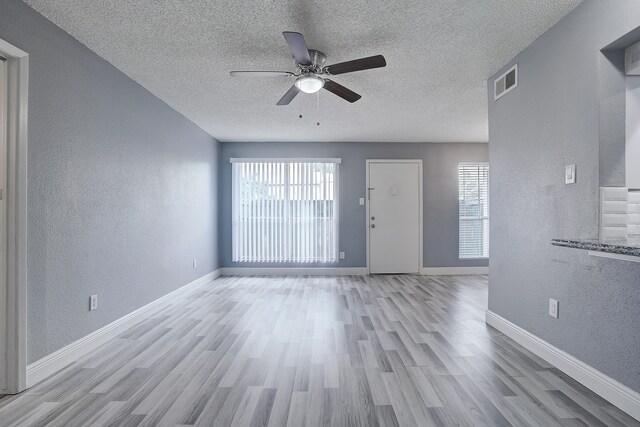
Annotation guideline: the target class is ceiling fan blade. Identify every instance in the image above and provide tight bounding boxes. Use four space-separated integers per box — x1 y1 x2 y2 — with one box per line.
276 85 301 105
230 71 294 77
323 79 361 103
282 31 312 65
325 55 386 75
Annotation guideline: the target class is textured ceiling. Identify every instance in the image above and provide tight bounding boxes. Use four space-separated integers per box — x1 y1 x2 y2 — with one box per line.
25 0 581 143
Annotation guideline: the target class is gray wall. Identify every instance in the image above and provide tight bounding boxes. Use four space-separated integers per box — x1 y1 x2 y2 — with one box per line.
488 0 640 392
219 142 488 269
0 0 220 363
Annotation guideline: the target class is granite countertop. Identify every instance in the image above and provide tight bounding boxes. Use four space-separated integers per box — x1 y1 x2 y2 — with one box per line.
551 238 640 257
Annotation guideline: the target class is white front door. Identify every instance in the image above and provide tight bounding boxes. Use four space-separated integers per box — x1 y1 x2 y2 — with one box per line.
367 160 421 274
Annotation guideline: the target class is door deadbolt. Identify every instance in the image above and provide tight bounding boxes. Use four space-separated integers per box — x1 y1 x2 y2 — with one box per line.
370 224 376 228
371 216 375 220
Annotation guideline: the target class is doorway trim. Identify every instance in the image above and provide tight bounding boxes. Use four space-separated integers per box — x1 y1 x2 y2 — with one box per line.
365 159 423 275
0 37 29 394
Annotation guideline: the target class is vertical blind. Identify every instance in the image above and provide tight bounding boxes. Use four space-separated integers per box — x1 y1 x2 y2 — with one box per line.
459 163 489 258
231 159 340 263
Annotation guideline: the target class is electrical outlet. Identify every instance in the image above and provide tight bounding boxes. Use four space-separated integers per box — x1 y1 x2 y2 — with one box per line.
339 251 345 260
549 298 559 318
359 197 365 206
193 259 197 269
90 295 98 311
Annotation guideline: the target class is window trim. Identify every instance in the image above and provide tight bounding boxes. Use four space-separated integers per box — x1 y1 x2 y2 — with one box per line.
230 158 340 263
458 162 489 260
231 158 342 164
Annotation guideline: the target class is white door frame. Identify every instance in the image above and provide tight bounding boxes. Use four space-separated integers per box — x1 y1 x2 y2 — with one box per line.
365 159 423 274
0 38 29 394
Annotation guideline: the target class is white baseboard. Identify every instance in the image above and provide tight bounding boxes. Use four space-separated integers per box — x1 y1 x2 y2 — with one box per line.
485 310 640 422
221 267 367 276
421 266 489 275
221 267 487 276
26 269 222 388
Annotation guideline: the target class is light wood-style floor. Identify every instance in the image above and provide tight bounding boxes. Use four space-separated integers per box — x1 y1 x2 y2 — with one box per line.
0 274 637 426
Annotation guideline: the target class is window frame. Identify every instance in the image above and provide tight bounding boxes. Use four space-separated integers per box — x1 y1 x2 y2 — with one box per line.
458 162 490 260
230 158 340 263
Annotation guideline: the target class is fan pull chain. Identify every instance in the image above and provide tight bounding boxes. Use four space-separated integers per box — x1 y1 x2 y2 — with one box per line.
316 92 320 126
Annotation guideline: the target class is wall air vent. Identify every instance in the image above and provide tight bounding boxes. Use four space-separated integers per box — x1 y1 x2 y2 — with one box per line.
494 64 518 100
625 40 640 75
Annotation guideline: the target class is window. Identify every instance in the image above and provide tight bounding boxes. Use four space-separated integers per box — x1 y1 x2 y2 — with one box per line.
231 159 339 263
459 163 489 258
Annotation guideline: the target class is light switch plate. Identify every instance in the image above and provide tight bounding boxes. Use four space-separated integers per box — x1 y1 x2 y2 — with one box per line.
549 298 559 318
339 251 345 260
359 197 365 206
90 295 98 311
565 164 576 184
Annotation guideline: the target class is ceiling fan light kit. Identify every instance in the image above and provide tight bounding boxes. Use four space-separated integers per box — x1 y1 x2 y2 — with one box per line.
230 31 386 105
295 75 324 93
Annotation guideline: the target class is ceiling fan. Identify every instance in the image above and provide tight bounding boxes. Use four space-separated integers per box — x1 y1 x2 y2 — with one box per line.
230 31 386 105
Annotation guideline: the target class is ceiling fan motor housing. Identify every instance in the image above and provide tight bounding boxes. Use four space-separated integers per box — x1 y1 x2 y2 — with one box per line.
297 49 326 73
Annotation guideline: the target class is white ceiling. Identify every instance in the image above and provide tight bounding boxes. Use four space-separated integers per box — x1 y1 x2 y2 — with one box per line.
25 0 581 143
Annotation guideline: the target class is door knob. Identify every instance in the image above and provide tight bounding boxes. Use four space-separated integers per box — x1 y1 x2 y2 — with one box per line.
370 224 376 228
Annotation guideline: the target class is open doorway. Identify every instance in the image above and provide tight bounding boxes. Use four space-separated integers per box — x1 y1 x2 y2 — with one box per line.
0 37 28 394
0 48 6 395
